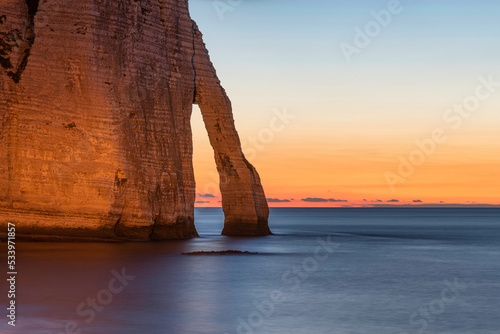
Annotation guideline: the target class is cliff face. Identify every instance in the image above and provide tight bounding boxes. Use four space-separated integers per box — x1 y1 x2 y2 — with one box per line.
0 0 270 240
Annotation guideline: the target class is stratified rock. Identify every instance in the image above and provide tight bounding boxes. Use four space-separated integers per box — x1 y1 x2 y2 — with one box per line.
0 0 270 240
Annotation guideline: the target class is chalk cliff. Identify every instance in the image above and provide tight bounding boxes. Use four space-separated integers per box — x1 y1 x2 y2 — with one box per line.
0 0 270 240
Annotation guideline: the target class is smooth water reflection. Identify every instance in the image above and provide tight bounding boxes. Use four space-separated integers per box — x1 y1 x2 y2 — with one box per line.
0 208 499 334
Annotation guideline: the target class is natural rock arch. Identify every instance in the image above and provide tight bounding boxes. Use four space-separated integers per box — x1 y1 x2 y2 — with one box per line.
0 0 270 240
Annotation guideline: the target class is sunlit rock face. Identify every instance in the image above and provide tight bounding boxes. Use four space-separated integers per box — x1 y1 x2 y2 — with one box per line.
0 0 270 240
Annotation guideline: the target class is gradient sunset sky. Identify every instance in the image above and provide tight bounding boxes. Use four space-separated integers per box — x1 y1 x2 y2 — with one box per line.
189 0 500 207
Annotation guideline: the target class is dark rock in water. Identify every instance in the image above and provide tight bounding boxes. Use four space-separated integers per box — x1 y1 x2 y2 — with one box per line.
181 250 258 255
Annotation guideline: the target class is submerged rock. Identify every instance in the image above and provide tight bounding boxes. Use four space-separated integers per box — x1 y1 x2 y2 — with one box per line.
0 0 270 240
181 250 258 255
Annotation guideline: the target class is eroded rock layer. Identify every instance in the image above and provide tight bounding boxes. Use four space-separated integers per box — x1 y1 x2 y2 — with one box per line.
0 0 270 240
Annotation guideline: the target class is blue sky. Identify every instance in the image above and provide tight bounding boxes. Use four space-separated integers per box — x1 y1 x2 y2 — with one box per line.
189 0 500 124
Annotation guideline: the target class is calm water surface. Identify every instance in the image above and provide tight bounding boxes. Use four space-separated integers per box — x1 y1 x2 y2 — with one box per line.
1 208 499 334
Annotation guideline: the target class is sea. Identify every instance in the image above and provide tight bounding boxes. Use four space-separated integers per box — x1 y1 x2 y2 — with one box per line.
1 208 499 334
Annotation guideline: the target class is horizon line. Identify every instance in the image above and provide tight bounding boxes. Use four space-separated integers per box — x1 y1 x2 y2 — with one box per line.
195 204 500 209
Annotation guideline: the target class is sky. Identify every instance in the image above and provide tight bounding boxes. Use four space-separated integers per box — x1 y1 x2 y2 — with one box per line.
188 0 500 207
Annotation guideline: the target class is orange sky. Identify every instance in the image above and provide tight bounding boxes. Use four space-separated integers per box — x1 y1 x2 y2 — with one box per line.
191 106 500 208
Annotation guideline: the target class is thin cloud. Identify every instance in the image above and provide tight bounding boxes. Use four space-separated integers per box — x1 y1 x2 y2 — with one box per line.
387 199 400 203
413 200 423 203
267 198 291 203
302 197 329 203
301 197 348 203
196 193 216 198
195 201 210 204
